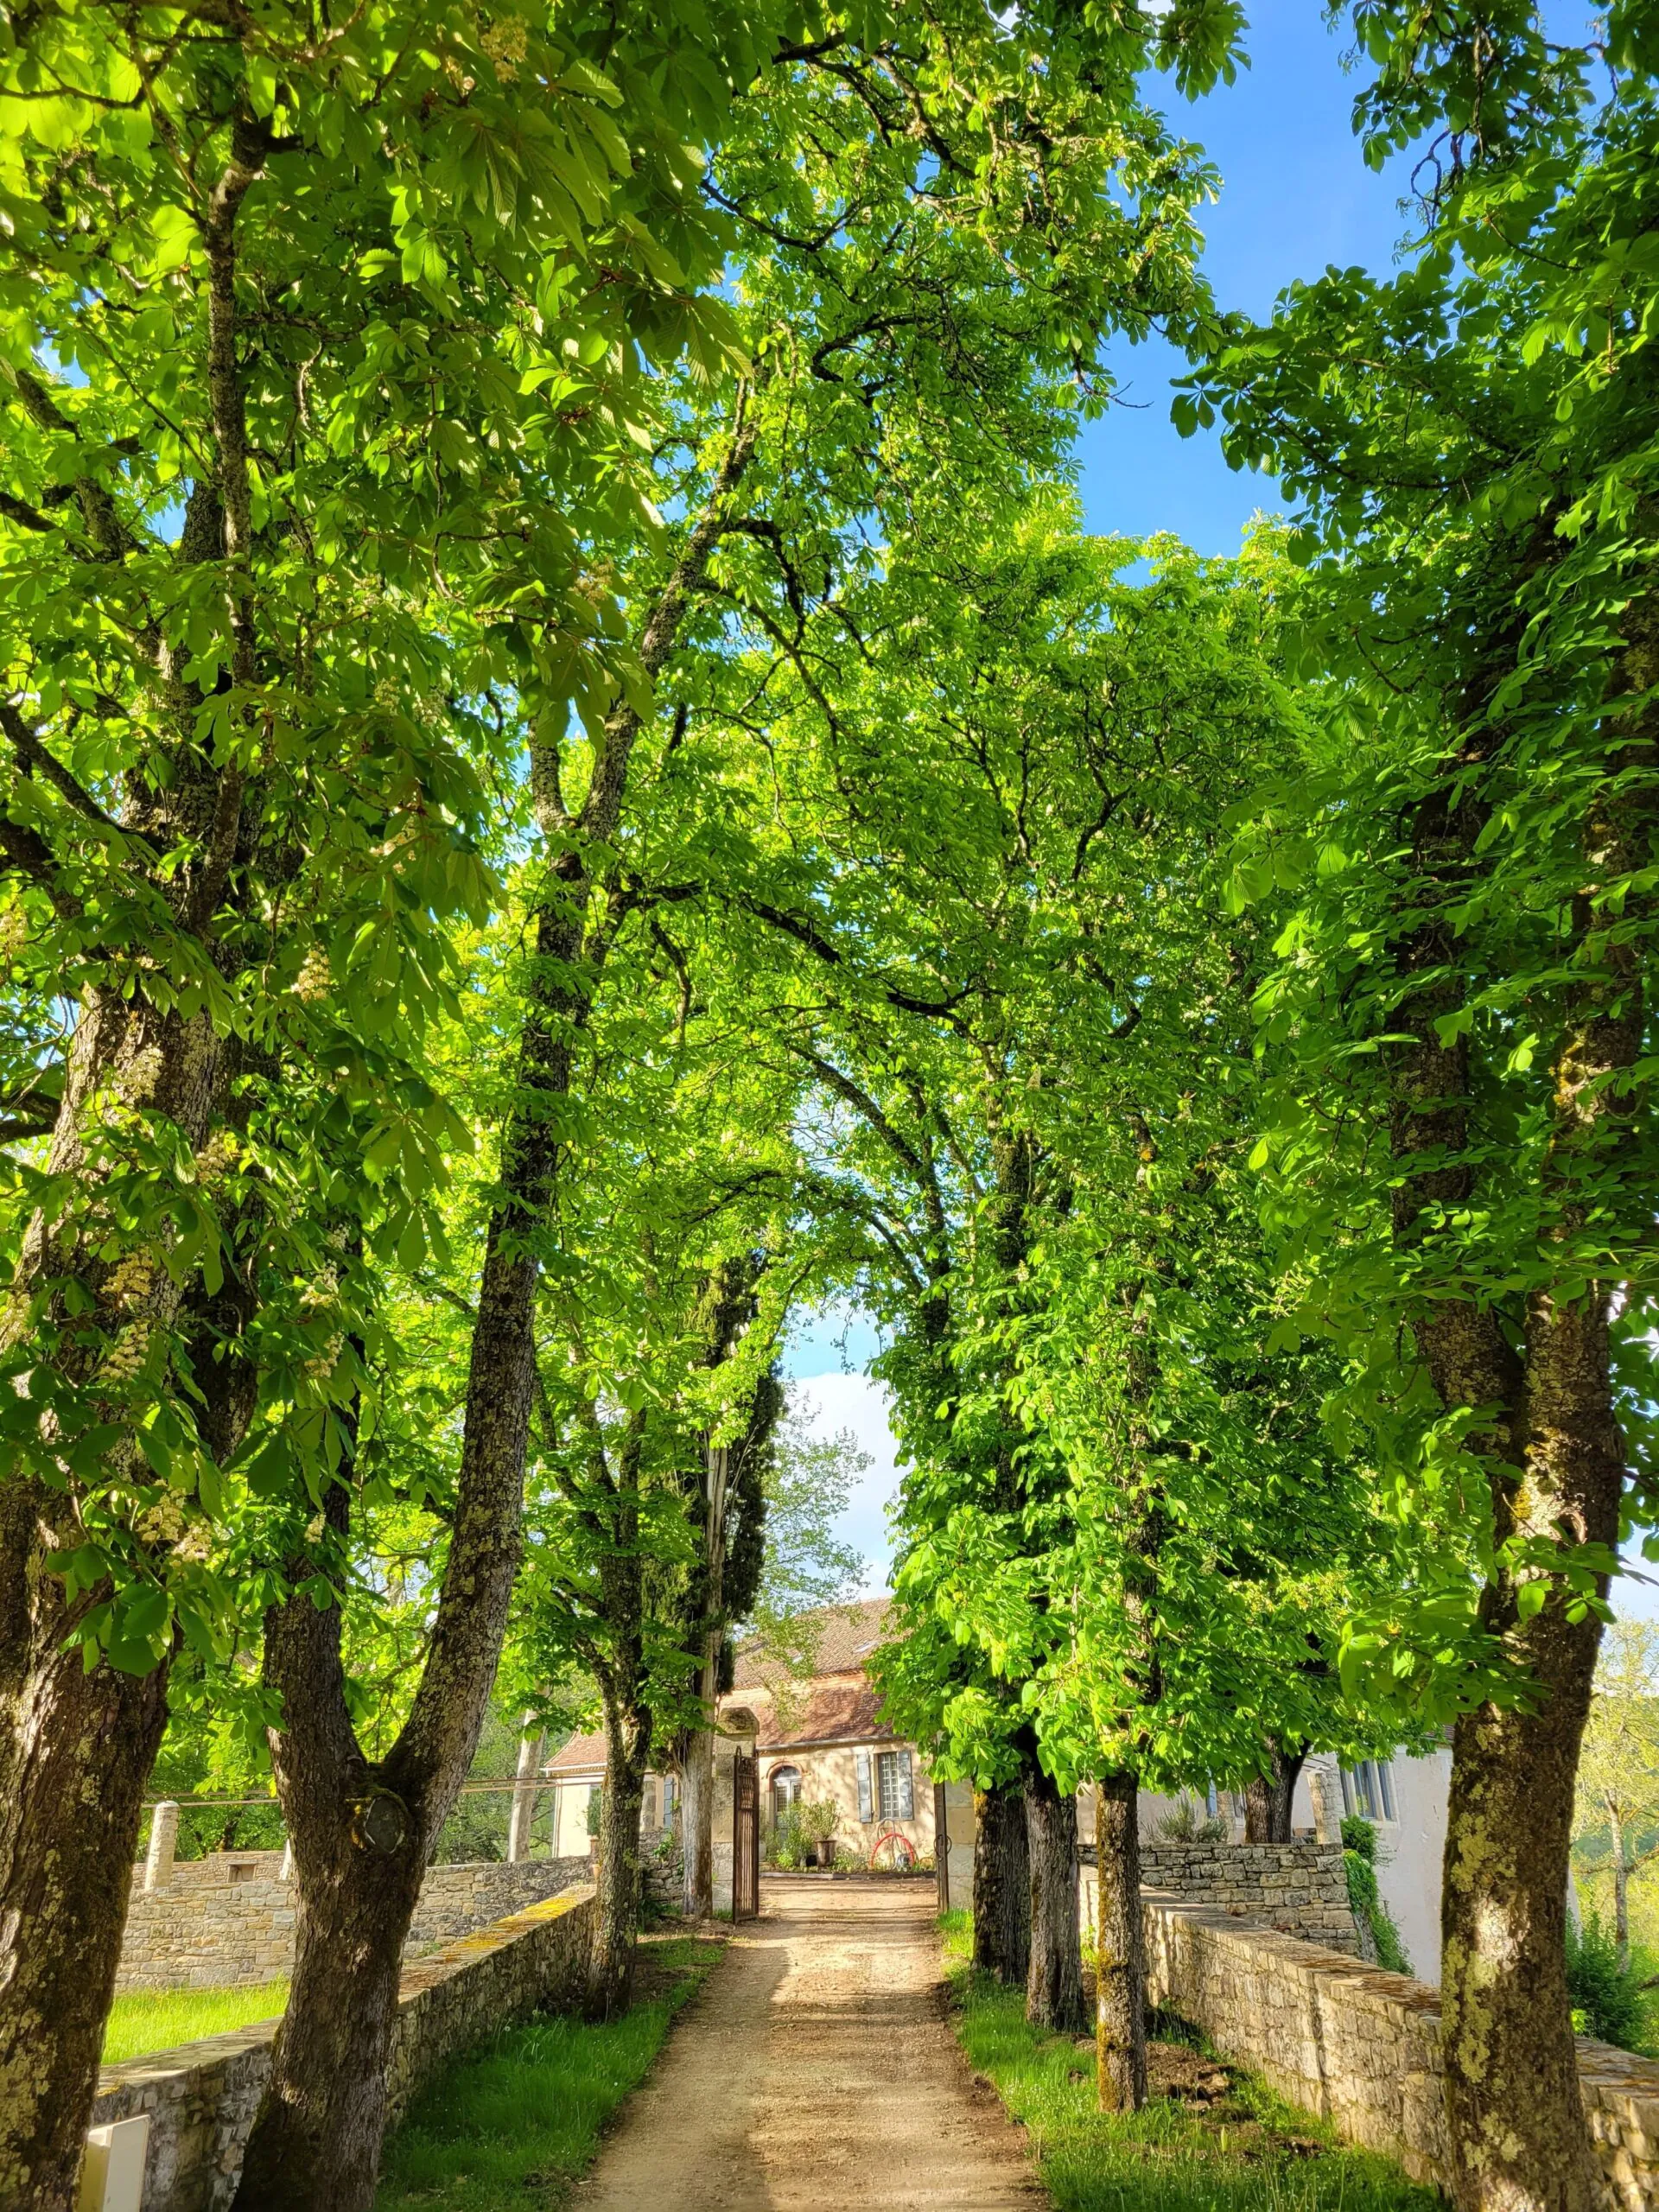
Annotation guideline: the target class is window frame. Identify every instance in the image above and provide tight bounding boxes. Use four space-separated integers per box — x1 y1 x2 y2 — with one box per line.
875 1748 913 1821
1340 1758 1398 1825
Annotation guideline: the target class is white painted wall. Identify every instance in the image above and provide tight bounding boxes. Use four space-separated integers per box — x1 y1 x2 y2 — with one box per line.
1291 1747 1451 1984
1372 1748 1450 1985
552 1777 600 1859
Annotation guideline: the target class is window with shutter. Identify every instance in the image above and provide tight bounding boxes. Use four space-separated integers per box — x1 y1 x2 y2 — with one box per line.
855 1747 874 1822
896 1749 913 1820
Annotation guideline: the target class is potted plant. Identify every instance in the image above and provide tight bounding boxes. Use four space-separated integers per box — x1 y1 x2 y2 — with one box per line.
798 1799 840 1869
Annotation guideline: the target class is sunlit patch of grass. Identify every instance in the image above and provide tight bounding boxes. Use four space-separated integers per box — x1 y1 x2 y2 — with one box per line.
102 1980 289 2065
373 1934 723 2209
938 1916 1437 2212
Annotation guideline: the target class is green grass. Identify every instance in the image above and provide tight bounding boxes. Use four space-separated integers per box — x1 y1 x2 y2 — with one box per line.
102 1980 289 2065
938 1914 1438 2212
373 1933 724 2209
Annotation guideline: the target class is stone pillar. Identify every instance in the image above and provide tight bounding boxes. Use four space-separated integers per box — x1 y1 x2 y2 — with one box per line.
1307 1759 1341 1845
143 1802 180 1893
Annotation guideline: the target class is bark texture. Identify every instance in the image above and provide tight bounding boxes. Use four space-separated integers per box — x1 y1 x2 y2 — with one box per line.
592 1713 650 2018
1392 597 1657 2210
0 127 276 2194
972 1783 1030 1987
1243 1742 1306 1845
1094 1773 1147 2113
507 1719 547 1864
585 1415 653 2016
1024 1764 1084 2033
230 1478 437 2212
0 1610 170 2210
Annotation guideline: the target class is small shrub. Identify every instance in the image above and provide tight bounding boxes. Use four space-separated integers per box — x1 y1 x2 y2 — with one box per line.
1566 1912 1651 2051
1155 1794 1228 1844
796 1797 840 1847
768 1806 807 1868
584 1787 603 1840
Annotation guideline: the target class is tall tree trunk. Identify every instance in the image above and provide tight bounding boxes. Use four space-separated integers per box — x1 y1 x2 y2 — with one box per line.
681 1631 719 1919
1609 1797 1629 1967
972 1783 1030 1986
1025 1763 1084 2033
591 1703 650 2018
0 1588 171 2210
1244 1741 1306 1844
1094 1772 1147 2113
0 139 275 2181
0 996 236 2203
231 1813 425 2212
507 1717 547 1863
230 1418 514 2212
1389 589 1656 2209
1441 1675 1600 2212
588 1421 652 2017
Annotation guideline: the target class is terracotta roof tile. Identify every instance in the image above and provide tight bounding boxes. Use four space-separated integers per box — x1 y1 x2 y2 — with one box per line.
544 1729 607 1776
731 1598 893 1688
753 1679 899 1751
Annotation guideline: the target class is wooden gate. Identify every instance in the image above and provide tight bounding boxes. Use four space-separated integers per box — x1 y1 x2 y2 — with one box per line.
733 1750 760 1920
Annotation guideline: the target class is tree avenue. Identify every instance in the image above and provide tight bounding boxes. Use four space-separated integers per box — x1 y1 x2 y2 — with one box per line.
0 3 1655 2210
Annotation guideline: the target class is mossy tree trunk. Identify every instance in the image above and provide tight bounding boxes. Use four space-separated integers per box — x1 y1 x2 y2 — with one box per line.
592 1709 651 2019
1025 1762 1084 2033
1389 608 1658 2209
972 1782 1030 1987
0 1589 171 2210
1094 1772 1147 2112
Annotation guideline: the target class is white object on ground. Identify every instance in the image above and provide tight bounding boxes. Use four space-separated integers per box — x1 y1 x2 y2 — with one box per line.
79 2115 149 2212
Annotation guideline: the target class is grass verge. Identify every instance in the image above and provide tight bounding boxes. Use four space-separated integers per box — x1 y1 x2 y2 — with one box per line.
938 1912 1438 2212
102 1980 289 2065
373 1930 725 2209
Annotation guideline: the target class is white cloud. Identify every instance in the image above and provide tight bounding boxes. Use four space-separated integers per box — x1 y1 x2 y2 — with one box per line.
787 1370 900 1597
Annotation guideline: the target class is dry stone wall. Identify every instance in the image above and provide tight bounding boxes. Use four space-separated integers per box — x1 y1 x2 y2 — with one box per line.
92 1886 594 2212
1140 1841 1358 1952
116 1854 591 1992
1144 1895 1659 2209
1080 1840 1358 1955
641 1825 683 1909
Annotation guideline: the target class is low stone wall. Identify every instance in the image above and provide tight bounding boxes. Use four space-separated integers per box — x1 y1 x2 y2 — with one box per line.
1144 1894 1659 2209
92 1885 594 2212
117 1855 591 1991
1140 1840 1358 1953
1079 1840 1358 1955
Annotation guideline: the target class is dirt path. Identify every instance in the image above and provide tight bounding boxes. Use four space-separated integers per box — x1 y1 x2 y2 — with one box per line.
575 1878 1044 2210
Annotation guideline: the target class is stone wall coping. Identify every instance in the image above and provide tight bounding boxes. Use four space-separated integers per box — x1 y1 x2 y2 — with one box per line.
392 1886 593 2002
96 1881 597 2101
1148 1895 1444 2021
96 2020 283 2104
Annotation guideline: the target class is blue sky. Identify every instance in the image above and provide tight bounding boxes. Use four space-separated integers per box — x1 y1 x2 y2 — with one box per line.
1078 2 1417 557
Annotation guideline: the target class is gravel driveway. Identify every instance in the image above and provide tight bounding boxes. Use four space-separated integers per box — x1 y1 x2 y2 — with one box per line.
575 1877 1044 2209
